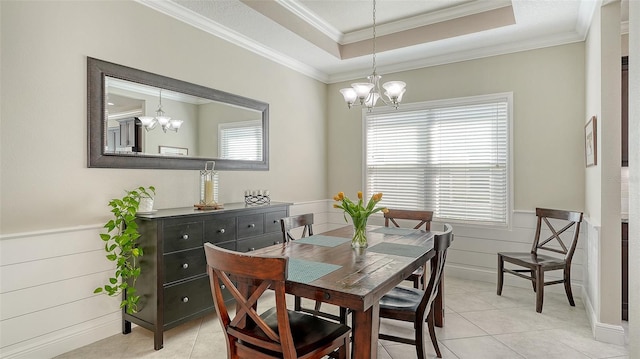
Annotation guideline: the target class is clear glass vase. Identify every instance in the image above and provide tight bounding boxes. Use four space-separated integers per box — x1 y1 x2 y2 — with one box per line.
351 216 368 248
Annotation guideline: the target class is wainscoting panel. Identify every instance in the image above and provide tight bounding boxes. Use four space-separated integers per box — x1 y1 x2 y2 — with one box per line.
0 225 120 358
581 217 625 346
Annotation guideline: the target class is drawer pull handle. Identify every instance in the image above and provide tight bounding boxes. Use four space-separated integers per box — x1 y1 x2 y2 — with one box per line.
221 284 226 290
249 247 256 251
182 297 189 303
274 241 281 245
219 228 225 234
273 220 278 223
182 234 189 240
182 263 189 269
249 224 255 228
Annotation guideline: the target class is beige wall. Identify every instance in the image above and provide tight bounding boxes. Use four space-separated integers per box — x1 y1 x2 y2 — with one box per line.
0 1 327 234
627 0 639 355
583 1 623 333
328 44 586 212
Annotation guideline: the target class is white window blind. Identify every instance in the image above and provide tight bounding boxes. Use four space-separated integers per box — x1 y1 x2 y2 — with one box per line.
365 94 510 226
219 120 263 161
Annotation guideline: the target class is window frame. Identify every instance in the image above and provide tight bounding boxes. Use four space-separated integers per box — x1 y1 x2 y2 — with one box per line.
362 92 514 228
218 120 263 161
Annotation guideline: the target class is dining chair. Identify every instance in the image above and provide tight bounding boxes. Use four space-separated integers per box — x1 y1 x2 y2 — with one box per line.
280 214 349 324
378 224 453 359
280 213 314 242
204 242 351 359
384 209 434 289
497 208 583 313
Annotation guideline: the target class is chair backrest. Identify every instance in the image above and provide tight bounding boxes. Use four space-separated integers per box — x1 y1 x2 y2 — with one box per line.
418 224 453 319
280 213 314 242
384 209 433 231
531 208 583 261
204 242 297 358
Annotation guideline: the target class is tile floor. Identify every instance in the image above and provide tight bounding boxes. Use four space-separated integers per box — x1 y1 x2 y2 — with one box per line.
56 277 629 358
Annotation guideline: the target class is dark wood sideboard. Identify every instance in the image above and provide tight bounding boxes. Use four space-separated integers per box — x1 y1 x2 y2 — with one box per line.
122 202 291 350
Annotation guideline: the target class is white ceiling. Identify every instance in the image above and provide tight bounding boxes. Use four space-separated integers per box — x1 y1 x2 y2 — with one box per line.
137 0 626 84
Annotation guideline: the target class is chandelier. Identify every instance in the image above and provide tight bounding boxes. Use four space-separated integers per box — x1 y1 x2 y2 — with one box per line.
138 89 183 132
339 0 406 111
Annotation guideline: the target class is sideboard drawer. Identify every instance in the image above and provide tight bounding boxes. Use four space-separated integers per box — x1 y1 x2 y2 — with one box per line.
212 241 236 251
237 214 264 238
163 222 203 253
164 248 206 284
204 217 236 244
237 235 280 252
164 276 213 326
265 210 286 234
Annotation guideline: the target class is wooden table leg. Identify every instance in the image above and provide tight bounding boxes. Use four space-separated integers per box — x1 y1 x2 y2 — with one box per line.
351 302 380 359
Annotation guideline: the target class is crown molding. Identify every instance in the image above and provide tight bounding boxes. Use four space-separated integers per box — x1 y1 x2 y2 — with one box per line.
327 31 586 83
342 0 512 44
135 0 330 83
275 0 343 42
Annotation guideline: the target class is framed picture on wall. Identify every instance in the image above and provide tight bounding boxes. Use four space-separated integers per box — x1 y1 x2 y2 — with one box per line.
159 146 188 156
584 116 597 167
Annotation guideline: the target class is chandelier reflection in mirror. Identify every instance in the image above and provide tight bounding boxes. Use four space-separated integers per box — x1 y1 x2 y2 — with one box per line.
138 89 184 132
339 0 406 111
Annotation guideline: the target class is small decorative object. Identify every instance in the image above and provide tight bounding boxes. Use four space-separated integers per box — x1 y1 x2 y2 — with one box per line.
245 189 270 205
333 191 387 249
195 161 223 210
94 186 155 314
585 115 597 167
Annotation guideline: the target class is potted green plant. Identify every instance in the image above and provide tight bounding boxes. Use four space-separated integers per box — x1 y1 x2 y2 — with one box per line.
94 186 155 314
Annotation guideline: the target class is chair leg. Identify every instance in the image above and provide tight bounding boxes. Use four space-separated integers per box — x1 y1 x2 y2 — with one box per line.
414 276 420 289
531 270 537 292
336 337 349 359
339 307 348 324
535 267 544 313
564 266 575 306
497 255 504 295
427 311 442 358
294 296 302 312
415 315 426 359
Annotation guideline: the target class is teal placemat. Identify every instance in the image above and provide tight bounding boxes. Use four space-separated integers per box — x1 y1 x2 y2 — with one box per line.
371 227 420 236
368 242 429 258
292 235 350 247
287 258 341 284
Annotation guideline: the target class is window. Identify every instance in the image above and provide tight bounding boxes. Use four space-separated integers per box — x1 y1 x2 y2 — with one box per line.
365 93 511 226
219 120 263 160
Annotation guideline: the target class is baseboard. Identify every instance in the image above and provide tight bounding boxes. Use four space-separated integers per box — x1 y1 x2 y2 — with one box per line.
0 314 121 359
581 287 627 346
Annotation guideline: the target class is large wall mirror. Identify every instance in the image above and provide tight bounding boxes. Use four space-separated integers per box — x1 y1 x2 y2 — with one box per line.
88 57 269 170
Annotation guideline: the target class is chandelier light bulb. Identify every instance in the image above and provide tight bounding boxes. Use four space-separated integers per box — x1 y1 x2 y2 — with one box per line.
352 83 375 100
382 81 406 100
169 119 184 131
138 116 157 131
364 92 380 108
340 88 358 106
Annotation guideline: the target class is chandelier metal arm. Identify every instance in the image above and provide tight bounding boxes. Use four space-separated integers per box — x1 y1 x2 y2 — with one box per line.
338 0 406 111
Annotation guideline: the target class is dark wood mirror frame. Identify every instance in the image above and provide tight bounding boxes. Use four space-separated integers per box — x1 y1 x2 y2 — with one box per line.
87 57 269 170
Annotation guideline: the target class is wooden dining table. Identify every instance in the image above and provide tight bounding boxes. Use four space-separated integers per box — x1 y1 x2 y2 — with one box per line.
250 225 442 359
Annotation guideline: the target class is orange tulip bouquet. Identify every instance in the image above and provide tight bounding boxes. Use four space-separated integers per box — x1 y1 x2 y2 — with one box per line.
333 191 388 248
